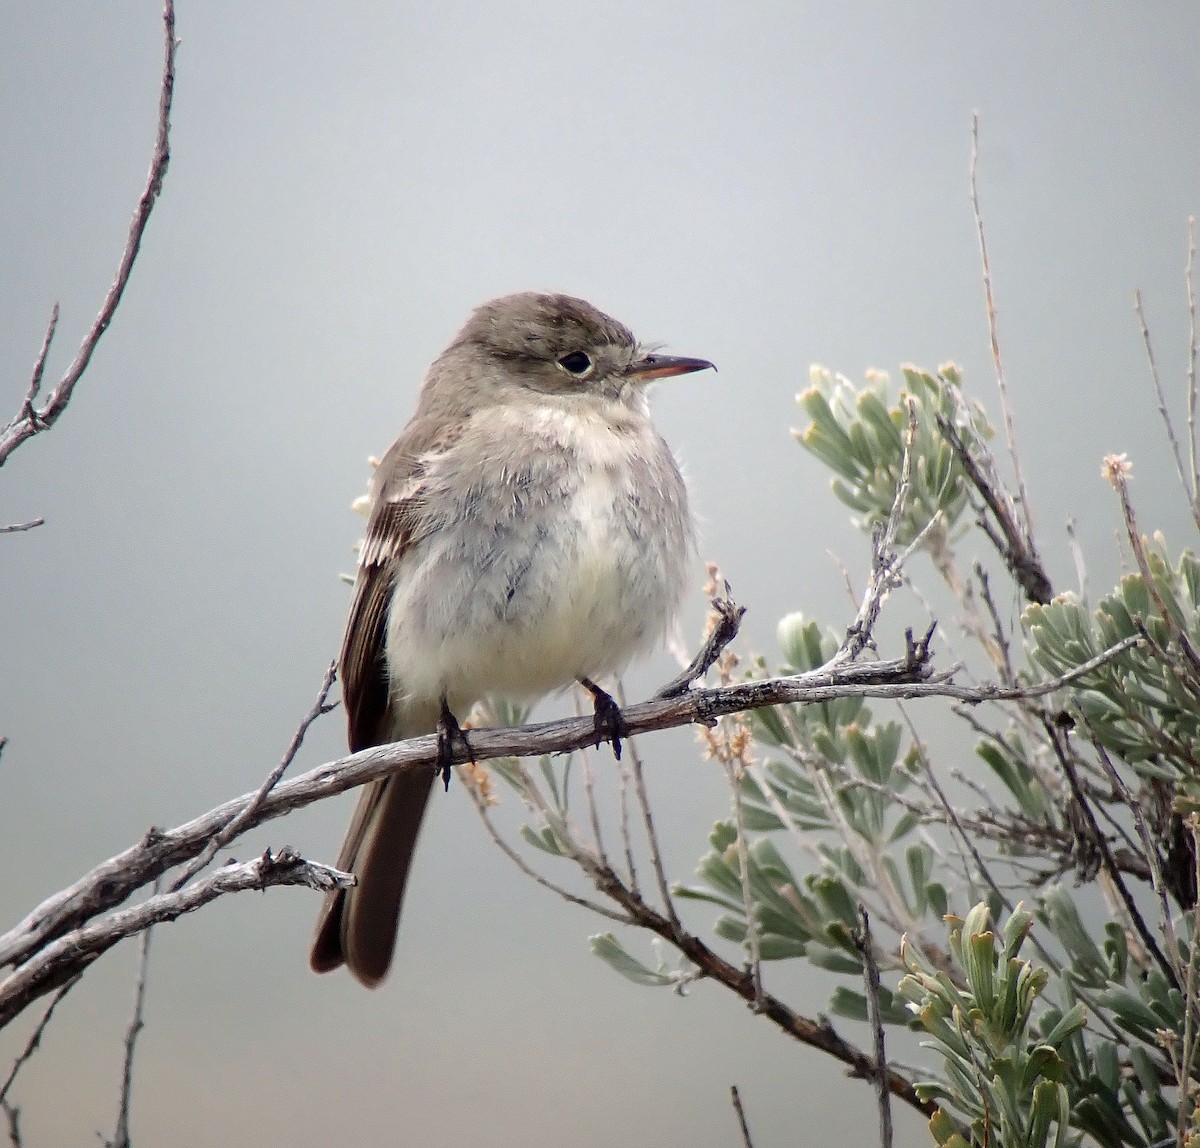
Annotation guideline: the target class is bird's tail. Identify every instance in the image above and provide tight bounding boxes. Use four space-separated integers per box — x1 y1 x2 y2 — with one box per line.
309 766 434 987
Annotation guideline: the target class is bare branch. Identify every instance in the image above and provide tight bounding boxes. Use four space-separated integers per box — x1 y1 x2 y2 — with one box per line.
0 630 1140 1026
936 411 1052 604
655 587 744 698
1 1100 19 1148
1045 721 1178 989
169 660 338 891
617 682 678 927
1187 216 1198 504
18 306 58 424
0 850 350 1029
833 399 922 665
854 907 893 1148
730 1086 755 1148
462 779 632 925
108 883 157 1148
1133 289 1200 532
0 975 82 1106
0 1 176 468
970 111 1037 542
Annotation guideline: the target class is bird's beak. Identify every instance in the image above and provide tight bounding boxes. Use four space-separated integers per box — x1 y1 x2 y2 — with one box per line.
625 353 716 381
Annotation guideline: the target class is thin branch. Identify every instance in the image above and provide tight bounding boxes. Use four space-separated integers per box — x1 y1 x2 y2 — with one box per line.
1187 216 1198 504
462 779 631 924
832 400 921 666
169 660 337 891
572 690 609 865
0 1100 19 1148
0 520 44 535
936 412 1052 604
655 587 744 698
18 306 58 426
855 907 894 1148
974 562 1016 688
0 850 350 1029
617 682 677 926
0 632 1141 1026
730 1086 755 1148
0 975 82 1106
1045 722 1178 989
108 881 157 1148
615 749 640 897
581 852 940 1120
970 111 1036 542
727 754 763 1010
0 1 175 468
1133 289 1200 531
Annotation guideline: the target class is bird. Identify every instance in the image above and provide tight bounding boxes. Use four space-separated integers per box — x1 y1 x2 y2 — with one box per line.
310 292 714 987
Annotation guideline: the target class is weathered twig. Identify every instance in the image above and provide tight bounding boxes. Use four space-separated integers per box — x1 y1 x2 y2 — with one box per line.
0 1 175 468
1133 289 1200 532
655 587 744 698
0 850 350 1029
108 881 158 1148
616 682 678 926
1045 722 1178 989
169 660 338 891
730 1085 755 1148
1186 216 1198 506
855 907 894 1148
970 111 1037 546
1 1099 19 1148
935 412 1052 605
0 630 1140 1027
0 975 82 1107
833 399 921 665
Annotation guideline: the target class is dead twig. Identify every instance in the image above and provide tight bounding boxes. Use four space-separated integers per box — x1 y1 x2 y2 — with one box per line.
855 906 894 1148
169 660 338 891
970 111 1037 546
0 628 1140 1028
0 850 350 1030
1133 289 1200 532
730 1085 755 1148
0 1 176 468
0 975 83 1107
107 881 158 1148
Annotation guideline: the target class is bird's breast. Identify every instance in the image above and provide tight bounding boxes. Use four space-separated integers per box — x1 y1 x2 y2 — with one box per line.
385 401 692 708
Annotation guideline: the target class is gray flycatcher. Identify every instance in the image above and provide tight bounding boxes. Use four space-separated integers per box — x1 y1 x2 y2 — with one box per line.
310 292 713 987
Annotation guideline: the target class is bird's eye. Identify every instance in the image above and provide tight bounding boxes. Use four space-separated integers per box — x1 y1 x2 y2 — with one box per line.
557 350 593 376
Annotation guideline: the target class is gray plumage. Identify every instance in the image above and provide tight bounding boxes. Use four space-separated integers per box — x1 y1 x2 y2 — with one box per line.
311 292 712 987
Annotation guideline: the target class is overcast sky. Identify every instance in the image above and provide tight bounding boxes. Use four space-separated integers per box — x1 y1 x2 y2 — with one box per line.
3 4 1199 1146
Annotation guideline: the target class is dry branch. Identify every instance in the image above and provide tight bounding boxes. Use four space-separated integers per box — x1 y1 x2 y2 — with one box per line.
0 1 176 469
0 620 1139 1032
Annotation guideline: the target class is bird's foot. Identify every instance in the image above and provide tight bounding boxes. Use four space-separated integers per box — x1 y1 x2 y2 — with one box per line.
436 698 473 791
580 678 628 761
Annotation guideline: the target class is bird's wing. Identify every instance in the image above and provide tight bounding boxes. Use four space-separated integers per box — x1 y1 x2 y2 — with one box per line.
340 447 429 752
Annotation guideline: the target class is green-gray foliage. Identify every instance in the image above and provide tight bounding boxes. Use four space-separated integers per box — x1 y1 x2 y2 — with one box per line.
487 362 1200 1147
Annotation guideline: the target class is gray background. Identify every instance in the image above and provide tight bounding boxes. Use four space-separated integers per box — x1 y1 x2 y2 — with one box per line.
2 3 1198 1145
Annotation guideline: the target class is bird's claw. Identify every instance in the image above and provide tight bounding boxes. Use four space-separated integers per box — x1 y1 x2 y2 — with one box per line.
436 699 473 790
580 678 629 761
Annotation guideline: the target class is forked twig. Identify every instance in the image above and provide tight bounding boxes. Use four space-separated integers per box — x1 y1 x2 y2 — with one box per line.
0 2 177 468
170 660 338 891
